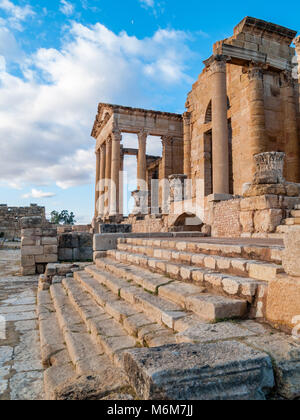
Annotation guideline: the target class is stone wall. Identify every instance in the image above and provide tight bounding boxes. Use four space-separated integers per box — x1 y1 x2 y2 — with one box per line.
0 204 45 240
185 18 300 201
211 199 242 237
21 216 58 276
21 218 94 274
58 232 93 262
240 195 300 235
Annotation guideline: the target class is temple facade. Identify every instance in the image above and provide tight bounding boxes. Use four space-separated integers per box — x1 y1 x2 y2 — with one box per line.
91 17 300 235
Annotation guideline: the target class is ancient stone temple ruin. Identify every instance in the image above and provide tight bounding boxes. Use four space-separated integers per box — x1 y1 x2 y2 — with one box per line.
34 18 300 400
91 16 300 236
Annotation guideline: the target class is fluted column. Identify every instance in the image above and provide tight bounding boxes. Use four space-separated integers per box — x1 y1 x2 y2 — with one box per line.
294 36 300 111
161 136 173 213
183 112 191 177
210 55 229 194
247 63 268 157
105 137 112 216
119 148 124 217
98 143 106 218
137 130 147 190
110 130 122 216
94 149 100 218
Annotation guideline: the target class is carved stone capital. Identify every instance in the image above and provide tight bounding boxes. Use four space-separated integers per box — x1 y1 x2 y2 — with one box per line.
280 70 295 88
247 63 265 81
111 130 122 142
207 55 229 74
137 129 148 144
253 152 285 185
161 135 173 147
294 35 300 49
183 112 191 126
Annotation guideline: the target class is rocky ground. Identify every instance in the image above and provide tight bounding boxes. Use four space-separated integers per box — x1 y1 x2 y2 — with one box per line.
0 247 44 400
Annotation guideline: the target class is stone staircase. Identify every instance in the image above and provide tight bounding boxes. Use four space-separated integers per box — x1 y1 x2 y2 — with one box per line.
276 204 300 235
38 236 300 400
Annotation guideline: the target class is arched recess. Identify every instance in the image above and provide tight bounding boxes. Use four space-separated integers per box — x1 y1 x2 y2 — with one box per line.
171 212 203 232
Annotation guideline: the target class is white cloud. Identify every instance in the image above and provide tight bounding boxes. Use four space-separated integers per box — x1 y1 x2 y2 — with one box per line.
0 0 35 30
0 21 196 193
22 189 56 199
140 0 155 7
59 0 74 17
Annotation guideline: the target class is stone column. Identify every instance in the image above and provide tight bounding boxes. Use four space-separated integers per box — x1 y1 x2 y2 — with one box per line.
280 71 300 182
161 136 173 213
294 36 300 83
94 149 100 218
105 137 112 217
183 112 191 177
247 63 267 157
110 130 122 216
119 148 124 217
137 130 147 191
98 143 106 218
210 55 229 195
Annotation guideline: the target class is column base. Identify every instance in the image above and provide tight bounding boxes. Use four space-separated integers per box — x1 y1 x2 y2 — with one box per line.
208 193 233 203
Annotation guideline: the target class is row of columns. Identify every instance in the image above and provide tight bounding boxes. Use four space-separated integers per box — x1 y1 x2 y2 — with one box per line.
203 53 300 196
95 130 152 220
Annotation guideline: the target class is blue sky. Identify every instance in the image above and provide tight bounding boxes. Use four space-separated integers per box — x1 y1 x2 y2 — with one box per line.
0 0 299 223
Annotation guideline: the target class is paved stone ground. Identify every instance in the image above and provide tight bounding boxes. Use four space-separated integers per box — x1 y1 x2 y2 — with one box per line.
0 248 44 400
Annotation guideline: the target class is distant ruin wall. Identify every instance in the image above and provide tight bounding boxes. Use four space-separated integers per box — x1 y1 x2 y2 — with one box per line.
20 217 93 275
0 204 45 240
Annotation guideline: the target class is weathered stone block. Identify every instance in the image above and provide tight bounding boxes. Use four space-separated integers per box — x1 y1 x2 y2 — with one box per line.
21 266 36 276
123 342 274 400
21 237 36 246
58 248 73 261
244 334 300 400
266 274 300 331
35 254 58 263
240 195 279 211
41 237 58 245
78 233 92 248
283 231 300 277
254 209 283 233
240 211 254 233
21 245 44 256
21 228 42 237
42 228 57 237
44 245 58 255
93 234 124 251
21 255 35 267
21 216 43 229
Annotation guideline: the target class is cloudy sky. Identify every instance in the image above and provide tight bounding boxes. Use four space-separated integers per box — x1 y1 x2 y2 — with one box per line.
0 0 299 223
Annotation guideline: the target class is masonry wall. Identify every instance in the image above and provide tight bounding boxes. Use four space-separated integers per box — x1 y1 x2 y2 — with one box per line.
212 199 242 237
0 204 45 240
186 30 300 199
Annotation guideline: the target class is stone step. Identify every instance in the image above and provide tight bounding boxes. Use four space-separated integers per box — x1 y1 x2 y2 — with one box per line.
276 224 300 233
74 270 179 345
89 262 248 322
291 210 300 218
38 287 132 400
119 237 283 263
96 256 264 305
106 250 268 306
284 218 300 225
116 243 283 282
50 283 132 375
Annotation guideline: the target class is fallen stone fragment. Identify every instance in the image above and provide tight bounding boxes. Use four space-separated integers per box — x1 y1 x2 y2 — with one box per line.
123 341 275 400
